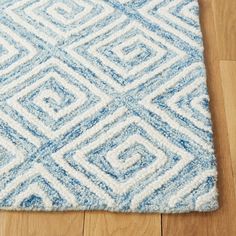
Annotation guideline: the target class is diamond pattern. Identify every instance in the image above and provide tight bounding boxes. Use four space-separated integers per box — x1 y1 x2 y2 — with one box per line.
0 0 218 213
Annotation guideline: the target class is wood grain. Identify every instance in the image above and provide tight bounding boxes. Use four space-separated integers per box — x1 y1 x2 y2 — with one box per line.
220 61 236 196
0 211 84 236
212 0 236 60
83 212 161 236
162 0 236 235
0 1 236 236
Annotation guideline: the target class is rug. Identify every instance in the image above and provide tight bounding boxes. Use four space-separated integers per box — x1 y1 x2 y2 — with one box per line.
0 0 218 213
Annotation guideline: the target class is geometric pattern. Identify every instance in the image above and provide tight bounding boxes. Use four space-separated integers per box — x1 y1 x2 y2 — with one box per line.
0 0 218 212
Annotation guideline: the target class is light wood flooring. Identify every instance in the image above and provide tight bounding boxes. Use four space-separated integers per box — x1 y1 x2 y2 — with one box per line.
0 0 236 235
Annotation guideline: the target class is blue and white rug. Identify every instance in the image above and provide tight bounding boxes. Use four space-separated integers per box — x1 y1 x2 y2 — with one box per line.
0 0 218 213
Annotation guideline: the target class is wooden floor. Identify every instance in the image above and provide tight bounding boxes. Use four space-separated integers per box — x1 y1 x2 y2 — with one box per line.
0 0 236 235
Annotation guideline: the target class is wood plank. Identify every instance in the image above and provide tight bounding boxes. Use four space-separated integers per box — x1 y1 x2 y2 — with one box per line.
162 0 236 235
220 61 236 194
0 211 84 236
212 0 236 60
1 1 236 235
84 211 161 236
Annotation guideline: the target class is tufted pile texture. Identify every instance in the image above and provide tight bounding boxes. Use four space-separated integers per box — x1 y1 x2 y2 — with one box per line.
0 0 218 213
